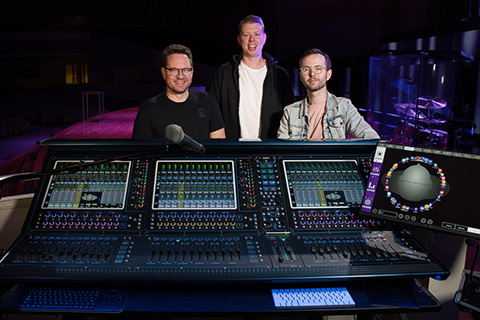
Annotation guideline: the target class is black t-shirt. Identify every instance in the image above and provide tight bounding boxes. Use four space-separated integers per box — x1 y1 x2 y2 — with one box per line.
132 90 225 140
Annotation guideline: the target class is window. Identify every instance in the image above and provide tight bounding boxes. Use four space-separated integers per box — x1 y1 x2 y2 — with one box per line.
65 64 88 84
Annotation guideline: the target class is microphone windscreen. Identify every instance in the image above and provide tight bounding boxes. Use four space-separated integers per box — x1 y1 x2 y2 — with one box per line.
164 124 184 144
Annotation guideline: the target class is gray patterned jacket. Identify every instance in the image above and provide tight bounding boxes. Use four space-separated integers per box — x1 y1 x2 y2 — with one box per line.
277 92 380 140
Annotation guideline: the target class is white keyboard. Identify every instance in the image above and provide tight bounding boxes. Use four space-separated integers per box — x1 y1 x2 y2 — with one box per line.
271 287 355 308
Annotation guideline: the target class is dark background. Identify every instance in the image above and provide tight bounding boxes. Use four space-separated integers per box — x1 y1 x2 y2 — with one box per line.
1 0 476 68
1 0 479 129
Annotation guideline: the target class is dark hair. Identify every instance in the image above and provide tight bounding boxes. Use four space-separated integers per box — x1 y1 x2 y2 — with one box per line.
238 15 265 35
162 44 193 67
299 48 332 70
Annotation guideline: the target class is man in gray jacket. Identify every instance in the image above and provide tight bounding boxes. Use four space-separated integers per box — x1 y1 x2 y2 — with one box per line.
278 48 379 140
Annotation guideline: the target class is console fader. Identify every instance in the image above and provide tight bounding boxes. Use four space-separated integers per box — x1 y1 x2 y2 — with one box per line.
0 140 448 284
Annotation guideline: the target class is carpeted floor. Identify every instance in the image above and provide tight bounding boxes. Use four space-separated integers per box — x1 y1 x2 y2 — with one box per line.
0 107 139 165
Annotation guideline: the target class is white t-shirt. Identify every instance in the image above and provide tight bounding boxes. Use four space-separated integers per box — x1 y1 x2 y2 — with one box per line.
238 60 267 139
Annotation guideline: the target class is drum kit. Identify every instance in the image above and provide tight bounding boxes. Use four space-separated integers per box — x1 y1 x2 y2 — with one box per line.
393 96 448 149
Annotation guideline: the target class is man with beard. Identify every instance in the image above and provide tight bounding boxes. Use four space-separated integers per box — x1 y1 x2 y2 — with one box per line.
277 48 379 140
132 44 225 140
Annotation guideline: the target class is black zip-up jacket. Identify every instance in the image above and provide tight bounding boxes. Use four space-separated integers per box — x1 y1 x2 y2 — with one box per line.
211 52 295 139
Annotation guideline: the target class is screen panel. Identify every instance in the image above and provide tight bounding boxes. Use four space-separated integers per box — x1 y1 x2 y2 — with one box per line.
283 160 365 209
153 160 237 210
41 160 131 210
361 142 480 238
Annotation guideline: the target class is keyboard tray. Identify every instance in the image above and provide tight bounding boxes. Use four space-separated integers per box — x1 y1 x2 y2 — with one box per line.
20 287 127 313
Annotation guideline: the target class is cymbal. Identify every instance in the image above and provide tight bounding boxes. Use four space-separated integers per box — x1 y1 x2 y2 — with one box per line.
420 128 448 136
417 96 447 109
419 118 446 124
393 103 426 118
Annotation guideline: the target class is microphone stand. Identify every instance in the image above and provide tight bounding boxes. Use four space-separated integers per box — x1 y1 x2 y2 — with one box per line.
0 144 195 201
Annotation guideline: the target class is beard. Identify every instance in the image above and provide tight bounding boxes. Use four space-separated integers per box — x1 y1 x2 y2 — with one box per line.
167 79 191 95
169 86 189 95
304 78 327 92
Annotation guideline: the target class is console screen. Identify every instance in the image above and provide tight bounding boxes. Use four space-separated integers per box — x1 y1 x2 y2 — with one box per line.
283 160 365 209
153 160 236 210
42 160 130 209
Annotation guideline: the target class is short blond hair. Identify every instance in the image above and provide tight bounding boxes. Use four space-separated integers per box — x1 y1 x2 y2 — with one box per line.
238 15 265 35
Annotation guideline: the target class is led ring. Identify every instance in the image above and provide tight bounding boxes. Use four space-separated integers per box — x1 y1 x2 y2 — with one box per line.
385 156 446 212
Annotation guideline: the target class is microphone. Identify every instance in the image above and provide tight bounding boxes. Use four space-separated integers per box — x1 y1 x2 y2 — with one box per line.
164 124 206 154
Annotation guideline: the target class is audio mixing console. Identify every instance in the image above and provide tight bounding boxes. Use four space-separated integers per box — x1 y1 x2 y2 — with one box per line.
0 140 448 285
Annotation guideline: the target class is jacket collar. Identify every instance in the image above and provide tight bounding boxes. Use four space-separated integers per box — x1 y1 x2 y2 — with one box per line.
299 91 333 118
233 52 277 68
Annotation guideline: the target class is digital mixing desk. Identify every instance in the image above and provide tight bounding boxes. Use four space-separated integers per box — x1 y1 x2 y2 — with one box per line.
0 139 448 316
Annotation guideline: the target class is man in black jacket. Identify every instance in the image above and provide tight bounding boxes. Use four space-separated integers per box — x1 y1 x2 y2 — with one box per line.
211 15 294 140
